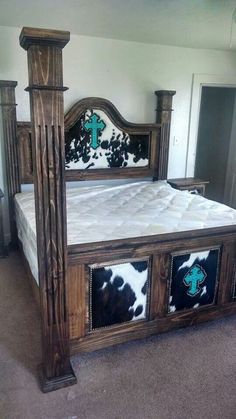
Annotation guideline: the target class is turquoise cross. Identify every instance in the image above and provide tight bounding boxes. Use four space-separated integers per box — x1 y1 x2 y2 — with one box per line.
183 264 206 297
83 113 106 150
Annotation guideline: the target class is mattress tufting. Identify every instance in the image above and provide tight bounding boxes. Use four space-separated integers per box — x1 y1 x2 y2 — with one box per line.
15 180 236 283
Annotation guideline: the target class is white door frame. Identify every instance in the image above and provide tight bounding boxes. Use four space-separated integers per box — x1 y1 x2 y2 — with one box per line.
185 73 236 177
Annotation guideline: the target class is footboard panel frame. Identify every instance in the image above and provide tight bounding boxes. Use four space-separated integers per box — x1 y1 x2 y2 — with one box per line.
67 227 236 354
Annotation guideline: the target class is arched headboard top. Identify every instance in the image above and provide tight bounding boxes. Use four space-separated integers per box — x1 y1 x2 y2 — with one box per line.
64 97 160 180
65 97 159 132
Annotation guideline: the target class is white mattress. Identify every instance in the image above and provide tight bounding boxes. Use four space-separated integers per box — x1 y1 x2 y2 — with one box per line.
15 180 236 284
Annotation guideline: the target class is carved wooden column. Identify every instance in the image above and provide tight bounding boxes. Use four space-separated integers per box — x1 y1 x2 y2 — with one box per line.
20 27 76 392
155 90 176 179
0 80 21 245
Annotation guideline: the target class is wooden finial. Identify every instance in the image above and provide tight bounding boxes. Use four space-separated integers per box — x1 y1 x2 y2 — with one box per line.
19 27 70 50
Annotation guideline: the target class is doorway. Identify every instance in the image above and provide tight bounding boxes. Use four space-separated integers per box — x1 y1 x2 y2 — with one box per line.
194 86 236 206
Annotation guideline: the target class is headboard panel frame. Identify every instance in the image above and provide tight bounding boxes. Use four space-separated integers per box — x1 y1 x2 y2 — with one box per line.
15 91 175 183
64 96 160 181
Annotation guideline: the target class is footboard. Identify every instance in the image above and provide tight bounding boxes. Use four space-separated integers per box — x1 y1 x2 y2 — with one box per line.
67 228 236 354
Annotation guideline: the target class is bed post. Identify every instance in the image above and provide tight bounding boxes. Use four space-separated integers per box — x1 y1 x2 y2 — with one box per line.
0 81 20 245
19 27 77 392
155 90 176 179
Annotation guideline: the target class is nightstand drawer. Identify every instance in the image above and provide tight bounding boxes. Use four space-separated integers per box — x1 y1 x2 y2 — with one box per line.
167 178 209 197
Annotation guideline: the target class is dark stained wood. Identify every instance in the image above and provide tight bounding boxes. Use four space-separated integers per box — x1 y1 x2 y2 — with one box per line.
19 239 86 341
17 227 236 356
0 81 21 245
17 101 161 183
71 303 236 354
0 188 7 257
71 301 236 354
68 225 236 264
17 122 33 183
150 253 170 319
167 177 209 196
67 264 87 340
155 90 176 180
217 240 236 304
65 97 158 132
20 27 76 392
16 122 161 183
20 27 70 55
66 230 236 355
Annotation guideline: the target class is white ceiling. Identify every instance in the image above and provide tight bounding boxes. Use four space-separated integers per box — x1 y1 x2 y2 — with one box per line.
0 0 236 50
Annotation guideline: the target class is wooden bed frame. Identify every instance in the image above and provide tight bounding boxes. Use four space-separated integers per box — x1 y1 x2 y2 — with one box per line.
1 27 236 393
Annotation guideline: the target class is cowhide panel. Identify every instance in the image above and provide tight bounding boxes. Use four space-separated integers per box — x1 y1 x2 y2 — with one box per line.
65 109 149 170
90 260 149 329
168 249 220 313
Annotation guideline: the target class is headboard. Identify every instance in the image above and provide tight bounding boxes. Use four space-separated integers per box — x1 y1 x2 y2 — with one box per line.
15 92 175 183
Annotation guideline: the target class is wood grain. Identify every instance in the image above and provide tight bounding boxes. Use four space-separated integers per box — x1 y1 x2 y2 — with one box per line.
68 225 236 264
217 240 236 304
71 301 236 354
16 96 162 183
67 264 87 340
0 81 21 245
17 122 33 183
155 90 176 180
150 253 170 319
20 27 76 392
0 189 7 257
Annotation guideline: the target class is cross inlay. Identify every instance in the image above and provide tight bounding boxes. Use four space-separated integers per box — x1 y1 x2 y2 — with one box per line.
83 112 106 149
183 264 206 297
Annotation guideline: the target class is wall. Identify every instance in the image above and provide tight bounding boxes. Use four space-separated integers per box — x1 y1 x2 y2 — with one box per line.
195 87 236 202
224 93 236 207
1 25 236 240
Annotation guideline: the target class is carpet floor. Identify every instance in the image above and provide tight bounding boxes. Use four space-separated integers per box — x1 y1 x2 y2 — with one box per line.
0 251 236 419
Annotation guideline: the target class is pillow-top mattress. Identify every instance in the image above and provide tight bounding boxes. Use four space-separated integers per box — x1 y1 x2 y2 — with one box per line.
15 180 236 283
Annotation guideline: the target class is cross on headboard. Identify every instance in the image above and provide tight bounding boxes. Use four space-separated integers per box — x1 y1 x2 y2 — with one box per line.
83 112 106 150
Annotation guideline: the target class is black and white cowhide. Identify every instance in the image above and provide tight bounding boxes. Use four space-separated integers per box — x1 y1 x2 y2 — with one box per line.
65 109 149 170
91 261 148 329
169 249 219 313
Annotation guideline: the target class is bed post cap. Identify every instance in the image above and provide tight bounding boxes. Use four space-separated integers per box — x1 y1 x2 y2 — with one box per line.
155 90 176 97
19 27 70 50
0 80 17 88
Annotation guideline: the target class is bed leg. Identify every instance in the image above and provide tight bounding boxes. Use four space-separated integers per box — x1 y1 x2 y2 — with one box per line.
154 90 176 180
20 27 77 392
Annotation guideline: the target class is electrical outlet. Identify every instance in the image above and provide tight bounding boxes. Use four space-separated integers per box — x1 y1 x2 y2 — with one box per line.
173 136 180 146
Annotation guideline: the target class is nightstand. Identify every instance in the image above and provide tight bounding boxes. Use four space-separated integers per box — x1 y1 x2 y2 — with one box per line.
167 178 209 197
